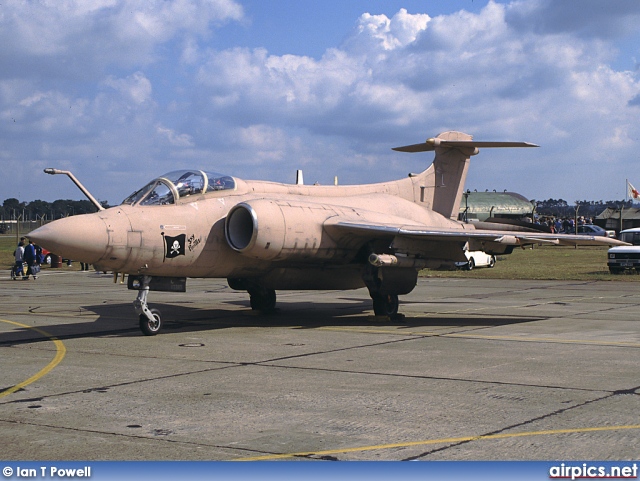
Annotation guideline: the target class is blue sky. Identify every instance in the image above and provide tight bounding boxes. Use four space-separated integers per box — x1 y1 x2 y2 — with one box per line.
1 0 640 205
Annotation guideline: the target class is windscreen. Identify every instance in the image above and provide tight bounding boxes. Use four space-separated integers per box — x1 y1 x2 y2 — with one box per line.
122 170 235 205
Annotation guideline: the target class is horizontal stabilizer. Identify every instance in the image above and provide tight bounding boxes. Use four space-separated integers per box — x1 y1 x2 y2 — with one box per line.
393 139 538 153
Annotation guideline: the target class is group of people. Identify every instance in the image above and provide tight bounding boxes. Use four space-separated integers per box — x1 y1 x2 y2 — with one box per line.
534 216 594 234
13 238 92 279
12 237 42 280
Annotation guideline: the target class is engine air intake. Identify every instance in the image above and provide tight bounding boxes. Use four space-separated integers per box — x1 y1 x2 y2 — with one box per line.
225 203 256 251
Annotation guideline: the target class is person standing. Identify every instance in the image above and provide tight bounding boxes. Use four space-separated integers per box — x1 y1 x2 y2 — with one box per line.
35 244 44 265
23 238 38 280
12 237 25 280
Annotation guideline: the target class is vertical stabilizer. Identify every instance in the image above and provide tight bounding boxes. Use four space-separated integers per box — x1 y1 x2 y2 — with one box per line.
393 131 537 220
429 131 474 219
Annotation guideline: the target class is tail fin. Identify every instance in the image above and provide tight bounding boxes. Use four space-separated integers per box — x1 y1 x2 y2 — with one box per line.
393 131 537 220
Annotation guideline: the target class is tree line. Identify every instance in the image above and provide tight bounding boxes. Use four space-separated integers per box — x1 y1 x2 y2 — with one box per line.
1 198 110 222
533 199 636 219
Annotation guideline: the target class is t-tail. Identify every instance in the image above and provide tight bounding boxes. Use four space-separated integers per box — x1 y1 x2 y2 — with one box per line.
394 131 538 219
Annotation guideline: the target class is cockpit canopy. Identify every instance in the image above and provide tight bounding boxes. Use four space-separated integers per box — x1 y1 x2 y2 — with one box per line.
122 170 235 206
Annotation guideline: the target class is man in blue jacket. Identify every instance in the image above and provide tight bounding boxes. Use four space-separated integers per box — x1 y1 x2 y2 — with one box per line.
23 238 38 280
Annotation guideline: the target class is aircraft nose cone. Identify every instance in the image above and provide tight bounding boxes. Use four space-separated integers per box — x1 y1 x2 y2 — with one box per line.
28 214 109 263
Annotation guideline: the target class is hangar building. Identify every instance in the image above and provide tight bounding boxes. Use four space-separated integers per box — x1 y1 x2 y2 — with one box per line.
458 191 534 222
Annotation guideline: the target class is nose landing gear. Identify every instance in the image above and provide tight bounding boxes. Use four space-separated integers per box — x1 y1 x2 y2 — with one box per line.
139 308 162 336
128 275 187 335
133 275 163 336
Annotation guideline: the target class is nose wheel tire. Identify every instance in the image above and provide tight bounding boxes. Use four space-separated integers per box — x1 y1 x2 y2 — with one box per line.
139 308 162 336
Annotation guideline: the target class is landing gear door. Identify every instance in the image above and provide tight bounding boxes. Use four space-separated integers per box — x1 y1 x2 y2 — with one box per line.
128 275 187 292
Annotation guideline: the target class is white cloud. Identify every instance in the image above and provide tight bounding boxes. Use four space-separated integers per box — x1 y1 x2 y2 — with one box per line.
0 0 244 75
345 8 431 53
156 125 195 147
103 72 153 105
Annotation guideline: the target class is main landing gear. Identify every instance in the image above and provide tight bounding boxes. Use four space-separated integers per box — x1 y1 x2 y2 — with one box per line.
133 275 163 336
227 278 277 313
363 263 413 319
248 286 277 312
371 293 399 317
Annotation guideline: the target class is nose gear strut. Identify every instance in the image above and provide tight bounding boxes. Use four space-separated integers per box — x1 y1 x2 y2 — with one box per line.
133 275 163 335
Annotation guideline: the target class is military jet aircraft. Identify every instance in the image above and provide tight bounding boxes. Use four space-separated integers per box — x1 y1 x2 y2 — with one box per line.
29 131 627 335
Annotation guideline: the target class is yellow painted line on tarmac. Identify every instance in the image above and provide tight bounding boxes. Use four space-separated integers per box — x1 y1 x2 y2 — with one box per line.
316 326 640 348
235 424 640 461
0 319 66 399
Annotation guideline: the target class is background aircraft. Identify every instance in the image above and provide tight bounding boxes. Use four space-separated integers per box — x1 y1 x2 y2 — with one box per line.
29 131 626 335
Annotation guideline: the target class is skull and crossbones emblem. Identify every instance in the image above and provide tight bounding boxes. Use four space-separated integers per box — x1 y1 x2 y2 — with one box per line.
163 233 186 260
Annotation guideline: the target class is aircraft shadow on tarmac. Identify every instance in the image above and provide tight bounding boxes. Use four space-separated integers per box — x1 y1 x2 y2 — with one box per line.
2 297 545 345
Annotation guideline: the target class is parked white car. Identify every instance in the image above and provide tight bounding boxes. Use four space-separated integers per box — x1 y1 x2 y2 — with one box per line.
455 250 496 270
608 228 640 273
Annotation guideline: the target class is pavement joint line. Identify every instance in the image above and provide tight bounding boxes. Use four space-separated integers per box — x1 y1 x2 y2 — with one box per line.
260 361 619 394
315 326 640 348
0 418 272 457
420 293 633 316
0 364 244 405
0 338 413 404
401 384 640 460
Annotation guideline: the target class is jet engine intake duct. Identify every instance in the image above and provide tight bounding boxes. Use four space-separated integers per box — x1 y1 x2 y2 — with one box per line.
225 202 258 252
225 199 344 261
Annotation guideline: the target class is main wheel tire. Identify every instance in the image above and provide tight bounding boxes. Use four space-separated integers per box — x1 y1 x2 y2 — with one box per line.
139 308 162 336
466 258 475 271
488 256 496 268
249 288 276 311
372 293 399 317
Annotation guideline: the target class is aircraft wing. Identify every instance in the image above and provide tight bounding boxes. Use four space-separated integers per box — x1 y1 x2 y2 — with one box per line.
329 221 627 246
325 219 628 263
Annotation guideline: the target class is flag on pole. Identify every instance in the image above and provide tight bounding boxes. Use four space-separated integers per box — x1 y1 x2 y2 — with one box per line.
628 180 640 199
